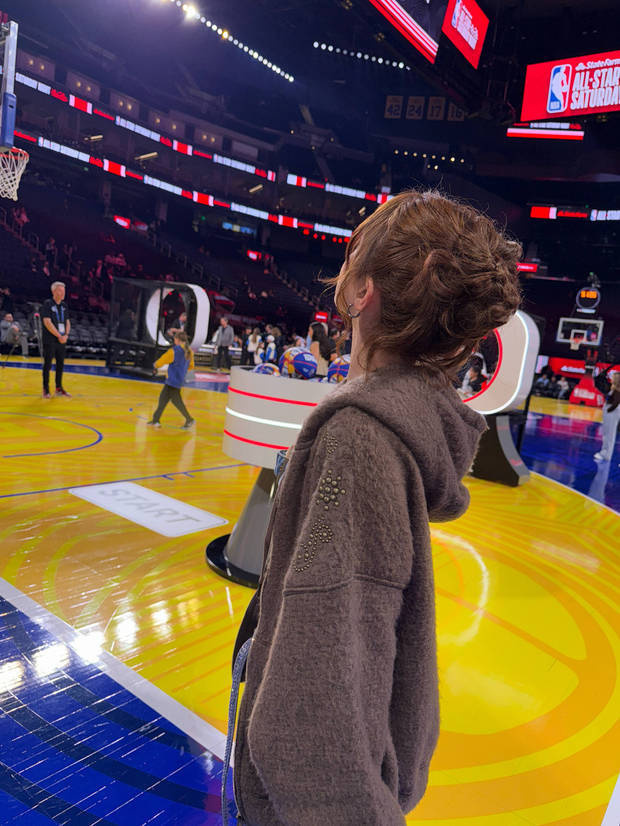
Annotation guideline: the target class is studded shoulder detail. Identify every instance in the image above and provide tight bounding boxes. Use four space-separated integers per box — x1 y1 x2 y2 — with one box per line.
293 521 335 573
292 433 346 573
324 434 338 456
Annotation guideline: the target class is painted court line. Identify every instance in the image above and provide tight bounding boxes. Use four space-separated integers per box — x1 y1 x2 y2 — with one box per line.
1 360 229 391
0 412 103 457
0 576 228 761
0 463 247 500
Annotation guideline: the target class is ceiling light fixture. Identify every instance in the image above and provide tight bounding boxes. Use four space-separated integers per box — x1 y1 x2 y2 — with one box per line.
316 42 411 69
163 1 293 82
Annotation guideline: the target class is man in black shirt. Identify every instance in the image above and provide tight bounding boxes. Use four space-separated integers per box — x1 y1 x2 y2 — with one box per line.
41 281 71 398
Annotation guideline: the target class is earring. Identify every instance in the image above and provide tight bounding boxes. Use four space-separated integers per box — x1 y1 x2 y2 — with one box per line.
347 303 361 319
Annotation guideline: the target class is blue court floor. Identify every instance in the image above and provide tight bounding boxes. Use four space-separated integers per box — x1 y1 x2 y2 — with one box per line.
0 593 231 825
515 409 620 513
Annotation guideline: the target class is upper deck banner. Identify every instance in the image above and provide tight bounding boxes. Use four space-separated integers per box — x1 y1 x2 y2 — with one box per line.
521 50 620 121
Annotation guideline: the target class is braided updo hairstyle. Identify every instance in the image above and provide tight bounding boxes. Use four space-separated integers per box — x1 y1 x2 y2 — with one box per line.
327 189 522 379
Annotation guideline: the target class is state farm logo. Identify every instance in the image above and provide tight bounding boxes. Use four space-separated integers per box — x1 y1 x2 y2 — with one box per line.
547 64 572 113
573 387 595 400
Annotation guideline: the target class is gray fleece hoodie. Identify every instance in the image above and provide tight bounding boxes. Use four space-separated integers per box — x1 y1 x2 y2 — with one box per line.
233 365 487 825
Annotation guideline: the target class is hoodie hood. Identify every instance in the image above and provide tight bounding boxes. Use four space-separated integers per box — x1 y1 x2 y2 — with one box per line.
298 365 487 522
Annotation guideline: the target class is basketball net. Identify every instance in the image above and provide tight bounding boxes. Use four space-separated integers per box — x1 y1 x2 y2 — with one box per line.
0 147 29 201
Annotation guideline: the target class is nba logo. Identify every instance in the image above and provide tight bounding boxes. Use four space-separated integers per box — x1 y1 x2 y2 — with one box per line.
547 64 572 113
451 0 461 28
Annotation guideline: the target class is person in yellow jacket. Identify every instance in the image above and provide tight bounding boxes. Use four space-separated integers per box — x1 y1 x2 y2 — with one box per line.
147 331 195 429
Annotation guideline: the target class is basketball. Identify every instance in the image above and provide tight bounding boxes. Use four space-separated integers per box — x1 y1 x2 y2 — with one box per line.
327 355 350 383
253 362 281 376
279 346 303 376
289 348 318 379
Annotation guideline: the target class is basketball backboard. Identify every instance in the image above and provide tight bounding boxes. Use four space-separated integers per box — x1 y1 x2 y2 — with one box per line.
556 317 603 347
0 13 18 149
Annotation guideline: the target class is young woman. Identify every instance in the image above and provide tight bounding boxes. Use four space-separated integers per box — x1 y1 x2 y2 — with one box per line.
147 331 195 429
227 190 521 826
594 370 620 461
245 327 262 366
307 321 332 377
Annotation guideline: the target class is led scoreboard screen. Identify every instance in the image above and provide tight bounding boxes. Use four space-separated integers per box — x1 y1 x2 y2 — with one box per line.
576 287 601 311
441 0 489 69
521 49 620 121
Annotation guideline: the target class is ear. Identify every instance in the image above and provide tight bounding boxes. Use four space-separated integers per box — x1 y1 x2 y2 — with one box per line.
355 276 375 311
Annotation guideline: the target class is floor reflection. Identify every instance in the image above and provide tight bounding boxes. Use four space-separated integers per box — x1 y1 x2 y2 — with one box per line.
514 410 620 511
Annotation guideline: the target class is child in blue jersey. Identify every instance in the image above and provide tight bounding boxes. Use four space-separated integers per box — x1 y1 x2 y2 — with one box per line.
147 331 195 429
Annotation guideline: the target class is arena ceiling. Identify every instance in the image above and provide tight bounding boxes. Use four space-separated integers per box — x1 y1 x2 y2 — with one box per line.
7 0 619 106
3 0 620 188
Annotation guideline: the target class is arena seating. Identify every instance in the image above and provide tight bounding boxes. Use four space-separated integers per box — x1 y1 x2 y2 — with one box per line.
4 180 324 351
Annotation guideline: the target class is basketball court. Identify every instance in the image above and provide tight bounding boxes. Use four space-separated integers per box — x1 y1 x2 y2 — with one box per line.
0 360 618 825
0 3 619 825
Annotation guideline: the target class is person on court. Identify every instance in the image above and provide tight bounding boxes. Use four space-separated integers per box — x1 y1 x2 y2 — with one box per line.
228 190 522 825
147 331 195 429
594 369 620 462
213 316 234 372
41 281 71 399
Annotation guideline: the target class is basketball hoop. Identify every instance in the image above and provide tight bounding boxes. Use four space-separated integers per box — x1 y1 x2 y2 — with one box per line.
569 332 585 352
0 147 29 200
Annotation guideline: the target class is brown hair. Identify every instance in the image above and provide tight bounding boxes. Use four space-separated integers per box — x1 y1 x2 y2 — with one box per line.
326 190 522 378
310 322 332 362
174 330 191 361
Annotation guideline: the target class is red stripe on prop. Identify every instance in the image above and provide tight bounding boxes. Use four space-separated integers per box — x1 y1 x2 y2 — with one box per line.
228 387 318 407
224 430 289 451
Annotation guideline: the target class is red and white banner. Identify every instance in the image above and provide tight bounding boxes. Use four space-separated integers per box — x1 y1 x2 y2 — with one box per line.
441 0 489 69
547 357 620 378
521 50 620 122
506 121 584 140
366 0 442 63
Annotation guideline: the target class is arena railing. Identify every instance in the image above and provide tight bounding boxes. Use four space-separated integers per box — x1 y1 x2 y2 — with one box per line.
0 205 42 256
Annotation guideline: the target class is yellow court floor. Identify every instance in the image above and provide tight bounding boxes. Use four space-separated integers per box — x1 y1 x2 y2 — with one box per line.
0 363 618 825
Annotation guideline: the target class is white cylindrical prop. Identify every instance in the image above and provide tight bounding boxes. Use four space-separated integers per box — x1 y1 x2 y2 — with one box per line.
464 310 540 415
222 368 335 468
207 368 336 586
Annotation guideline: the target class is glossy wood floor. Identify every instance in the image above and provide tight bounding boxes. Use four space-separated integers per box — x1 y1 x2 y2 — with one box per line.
0 361 618 825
